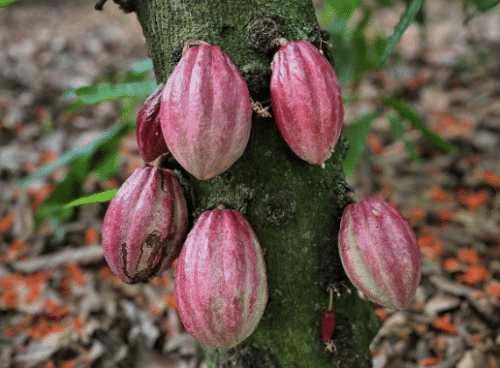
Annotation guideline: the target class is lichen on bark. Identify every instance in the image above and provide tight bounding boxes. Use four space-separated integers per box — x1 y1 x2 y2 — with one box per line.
129 0 380 367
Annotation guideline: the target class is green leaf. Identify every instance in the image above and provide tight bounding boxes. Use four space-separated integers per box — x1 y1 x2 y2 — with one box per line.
379 0 424 65
17 122 133 187
343 113 377 176
388 115 421 162
384 97 459 154
64 189 118 209
73 80 157 105
324 0 362 18
34 121 129 225
375 0 393 6
401 0 425 24
472 0 500 11
325 16 356 84
0 0 21 7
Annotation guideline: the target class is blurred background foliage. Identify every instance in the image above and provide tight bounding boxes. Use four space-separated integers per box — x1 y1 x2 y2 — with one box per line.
3 0 499 230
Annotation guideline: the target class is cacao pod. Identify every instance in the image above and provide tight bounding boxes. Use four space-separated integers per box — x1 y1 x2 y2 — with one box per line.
270 40 344 165
136 83 169 162
160 44 252 180
174 208 268 349
102 167 188 284
338 197 421 310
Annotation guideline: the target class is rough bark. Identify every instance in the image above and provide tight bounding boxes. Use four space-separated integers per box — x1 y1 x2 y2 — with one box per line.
128 0 380 367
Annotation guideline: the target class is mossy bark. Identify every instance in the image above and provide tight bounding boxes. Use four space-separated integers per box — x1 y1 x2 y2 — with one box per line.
132 0 380 367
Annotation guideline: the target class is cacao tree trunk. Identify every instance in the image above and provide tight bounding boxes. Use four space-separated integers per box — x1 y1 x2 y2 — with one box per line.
130 0 380 367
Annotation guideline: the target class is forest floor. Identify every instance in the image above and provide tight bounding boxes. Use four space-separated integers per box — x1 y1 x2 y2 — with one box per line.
0 0 499 367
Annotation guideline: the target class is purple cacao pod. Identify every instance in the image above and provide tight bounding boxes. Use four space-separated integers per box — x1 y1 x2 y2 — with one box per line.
136 83 169 162
102 167 188 284
160 45 252 180
174 208 268 349
338 197 421 309
270 40 344 165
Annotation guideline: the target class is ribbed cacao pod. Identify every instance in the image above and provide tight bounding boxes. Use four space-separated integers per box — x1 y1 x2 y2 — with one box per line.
136 83 169 163
270 40 344 165
160 44 252 180
174 208 268 349
338 197 421 309
102 167 188 284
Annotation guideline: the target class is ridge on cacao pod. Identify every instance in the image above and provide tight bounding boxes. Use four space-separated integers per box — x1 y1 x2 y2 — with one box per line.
270 39 344 165
135 83 169 163
160 42 252 180
102 167 188 284
338 197 421 310
174 208 268 349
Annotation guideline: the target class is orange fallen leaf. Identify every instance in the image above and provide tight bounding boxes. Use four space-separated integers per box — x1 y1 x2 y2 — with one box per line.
125 157 142 176
443 258 460 272
481 170 500 188
432 315 457 335
410 207 426 223
6 238 26 261
432 241 445 256
428 187 453 203
45 300 69 321
375 307 388 322
40 150 58 165
437 209 454 224
42 360 56 368
418 235 435 248
164 293 177 310
469 334 483 343
420 246 439 260
84 226 99 245
457 189 490 210
485 282 500 298
24 273 49 304
0 212 16 234
434 336 447 353
419 357 443 366
367 132 384 154
72 318 83 333
61 360 75 368
405 72 429 92
67 263 87 285
462 265 490 285
458 248 480 264
151 275 172 287
1 290 18 308
489 354 499 368
104 177 120 189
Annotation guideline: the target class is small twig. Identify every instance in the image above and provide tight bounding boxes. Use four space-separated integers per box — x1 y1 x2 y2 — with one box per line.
11 245 103 273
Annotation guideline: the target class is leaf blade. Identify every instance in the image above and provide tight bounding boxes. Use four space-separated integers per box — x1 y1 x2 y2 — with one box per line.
379 0 424 65
384 97 459 154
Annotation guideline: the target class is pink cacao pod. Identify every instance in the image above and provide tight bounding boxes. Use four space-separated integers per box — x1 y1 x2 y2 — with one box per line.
102 167 188 284
136 83 169 163
174 208 268 349
338 197 421 310
270 40 344 165
160 44 252 180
